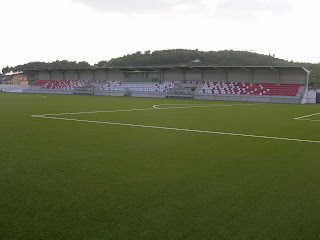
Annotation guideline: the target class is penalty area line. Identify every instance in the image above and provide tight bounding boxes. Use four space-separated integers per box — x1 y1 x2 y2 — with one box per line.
38 103 262 116
31 115 320 144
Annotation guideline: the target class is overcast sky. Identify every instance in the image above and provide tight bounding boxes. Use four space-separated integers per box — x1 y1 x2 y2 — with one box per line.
1 0 320 71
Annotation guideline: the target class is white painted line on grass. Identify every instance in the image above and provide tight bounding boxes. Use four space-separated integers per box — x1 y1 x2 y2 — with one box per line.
31 103 320 144
39 108 156 116
31 108 320 144
296 119 320 122
294 112 320 121
38 103 262 116
0 96 47 99
152 103 261 110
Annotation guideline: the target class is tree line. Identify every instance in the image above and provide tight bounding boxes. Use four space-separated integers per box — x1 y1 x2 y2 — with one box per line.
1 60 91 75
96 49 292 67
2 49 320 78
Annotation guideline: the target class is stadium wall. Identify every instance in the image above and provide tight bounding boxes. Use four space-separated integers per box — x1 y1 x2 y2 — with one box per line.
194 94 301 104
280 70 306 84
108 71 123 81
163 71 184 82
301 90 317 104
65 70 78 80
79 71 93 81
38 71 50 80
203 71 225 82
95 70 107 81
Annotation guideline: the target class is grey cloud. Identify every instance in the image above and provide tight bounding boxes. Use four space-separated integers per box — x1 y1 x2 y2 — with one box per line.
72 0 205 14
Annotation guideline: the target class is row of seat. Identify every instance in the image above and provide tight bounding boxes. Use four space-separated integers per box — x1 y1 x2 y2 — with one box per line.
42 80 88 90
199 82 304 96
100 81 179 92
31 80 49 86
31 80 111 88
32 80 304 97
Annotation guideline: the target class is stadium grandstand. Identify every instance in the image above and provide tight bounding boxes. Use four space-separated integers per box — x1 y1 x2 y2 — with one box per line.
25 66 312 104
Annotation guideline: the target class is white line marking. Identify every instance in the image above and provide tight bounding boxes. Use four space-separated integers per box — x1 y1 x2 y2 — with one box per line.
294 112 320 121
31 103 320 144
298 119 320 122
39 103 261 116
0 96 47 99
152 103 260 110
39 108 156 116
31 115 320 144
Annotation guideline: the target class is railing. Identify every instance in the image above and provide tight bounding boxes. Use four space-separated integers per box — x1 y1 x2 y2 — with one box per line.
0 85 29 92
74 85 94 95
122 78 160 83
166 84 195 98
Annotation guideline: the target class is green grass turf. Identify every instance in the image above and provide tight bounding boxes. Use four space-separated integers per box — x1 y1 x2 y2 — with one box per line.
1 92 320 239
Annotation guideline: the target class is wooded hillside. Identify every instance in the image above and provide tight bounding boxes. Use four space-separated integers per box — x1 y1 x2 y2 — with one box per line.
2 49 319 79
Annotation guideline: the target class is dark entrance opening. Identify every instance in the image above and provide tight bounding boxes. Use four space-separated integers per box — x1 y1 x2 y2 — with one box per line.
316 92 320 103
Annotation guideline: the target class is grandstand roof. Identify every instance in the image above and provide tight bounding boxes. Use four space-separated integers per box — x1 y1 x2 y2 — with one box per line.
26 66 310 73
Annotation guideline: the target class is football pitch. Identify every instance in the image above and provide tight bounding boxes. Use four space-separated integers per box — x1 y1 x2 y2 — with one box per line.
1 92 320 239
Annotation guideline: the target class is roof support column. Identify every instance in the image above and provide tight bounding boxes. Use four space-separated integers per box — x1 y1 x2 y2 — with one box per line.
49 71 52 81
225 70 228 83
271 67 280 85
159 71 164 83
62 70 66 81
76 70 80 81
105 70 109 81
250 71 254 85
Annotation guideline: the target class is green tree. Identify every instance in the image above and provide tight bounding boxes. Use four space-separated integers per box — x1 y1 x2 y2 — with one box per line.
2 66 10 74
